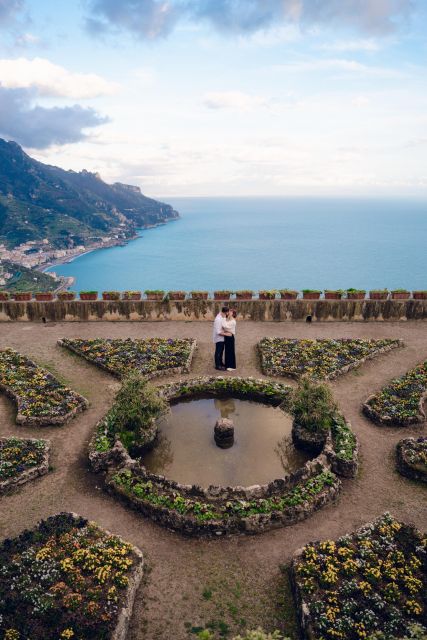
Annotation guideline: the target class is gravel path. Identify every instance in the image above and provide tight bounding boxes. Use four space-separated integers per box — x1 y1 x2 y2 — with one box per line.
0 320 426 639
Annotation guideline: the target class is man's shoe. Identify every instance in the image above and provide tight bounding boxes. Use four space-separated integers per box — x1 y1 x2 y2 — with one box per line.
215 366 226 371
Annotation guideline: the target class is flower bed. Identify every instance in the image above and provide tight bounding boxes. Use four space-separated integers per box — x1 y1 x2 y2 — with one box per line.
0 513 144 640
0 437 50 494
59 337 196 379
258 338 402 380
363 361 427 426
87 377 359 536
0 349 88 426
291 513 427 640
396 437 427 483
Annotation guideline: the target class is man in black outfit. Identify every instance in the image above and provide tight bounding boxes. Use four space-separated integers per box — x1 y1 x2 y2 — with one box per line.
213 306 229 370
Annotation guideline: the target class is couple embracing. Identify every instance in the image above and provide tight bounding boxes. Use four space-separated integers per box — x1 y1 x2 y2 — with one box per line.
213 307 237 371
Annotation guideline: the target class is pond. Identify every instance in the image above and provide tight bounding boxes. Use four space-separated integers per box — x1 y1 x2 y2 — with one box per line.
142 397 311 487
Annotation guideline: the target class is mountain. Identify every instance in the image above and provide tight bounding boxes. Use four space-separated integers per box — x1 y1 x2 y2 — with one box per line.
0 138 179 249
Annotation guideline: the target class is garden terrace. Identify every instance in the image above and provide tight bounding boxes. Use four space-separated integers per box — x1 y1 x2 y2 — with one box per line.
90 377 358 536
0 437 49 494
363 360 427 426
396 437 427 483
291 513 427 640
0 348 88 426
1 319 426 639
59 337 196 379
0 513 144 640
258 338 402 380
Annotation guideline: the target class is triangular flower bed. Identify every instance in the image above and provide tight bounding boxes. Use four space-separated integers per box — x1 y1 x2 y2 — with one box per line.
291 513 427 640
0 437 50 494
0 348 88 426
363 360 427 426
0 512 144 640
259 338 402 380
59 337 196 379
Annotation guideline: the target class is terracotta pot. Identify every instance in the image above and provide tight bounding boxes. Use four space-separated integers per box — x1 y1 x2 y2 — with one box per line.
35 293 54 301
214 292 231 300
236 293 253 300
146 293 164 301
80 293 98 300
347 292 365 300
13 292 32 301
259 293 276 300
324 292 342 300
191 293 208 300
369 292 388 300
391 292 410 300
280 292 298 300
303 292 321 300
168 292 186 301
122 293 142 300
58 293 76 301
413 292 427 300
102 293 120 301
0 293 9 301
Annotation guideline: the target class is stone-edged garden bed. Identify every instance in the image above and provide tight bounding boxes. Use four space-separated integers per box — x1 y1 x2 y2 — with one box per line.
0 437 50 494
88 376 360 536
0 512 144 640
363 360 427 427
291 513 427 640
396 437 427 483
58 337 196 379
0 348 88 426
258 337 402 380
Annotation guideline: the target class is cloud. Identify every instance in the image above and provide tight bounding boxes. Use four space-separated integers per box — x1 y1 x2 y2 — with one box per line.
0 57 118 98
202 91 269 111
274 57 401 77
0 86 108 149
86 0 179 39
0 0 24 26
85 0 415 40
318 38 381 52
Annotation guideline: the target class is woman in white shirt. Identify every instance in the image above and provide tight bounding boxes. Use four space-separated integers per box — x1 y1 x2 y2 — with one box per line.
222 309 237 371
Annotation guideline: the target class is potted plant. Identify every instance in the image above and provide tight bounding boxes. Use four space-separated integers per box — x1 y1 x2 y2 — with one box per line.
346 288 366 300
324 290 344 300
369 289 389 300
57 291 76 301
259 290 277 300
168 290 186 301
391 289 410 300
0 291 9 301
122 290 142 300
290 379 336 455
235 290 253 300
13 292 32 301
80 291 98 301
35 291 54 301
145 290 165 301
302 289 321 300
214 290 232 300
413 290 427 300
279 289 298 300
190 290 209 300
102 291 120 301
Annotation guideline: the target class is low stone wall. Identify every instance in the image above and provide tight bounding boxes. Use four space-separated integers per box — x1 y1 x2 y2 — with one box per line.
1 298 427 322
396 437 427 483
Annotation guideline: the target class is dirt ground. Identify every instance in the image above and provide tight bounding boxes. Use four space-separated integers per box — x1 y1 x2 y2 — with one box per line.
0 320 426 640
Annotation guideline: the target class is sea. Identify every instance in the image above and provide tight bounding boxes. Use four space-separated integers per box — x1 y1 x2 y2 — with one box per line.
46 197 427 292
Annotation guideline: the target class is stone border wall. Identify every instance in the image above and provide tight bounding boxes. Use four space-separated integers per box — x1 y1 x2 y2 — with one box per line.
396 437 427 483
58 338 197 381
363 390 427 427
0 438 50 494
1 299 427 322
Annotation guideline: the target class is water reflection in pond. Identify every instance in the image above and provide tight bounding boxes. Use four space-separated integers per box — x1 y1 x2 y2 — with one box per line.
142 397 311 487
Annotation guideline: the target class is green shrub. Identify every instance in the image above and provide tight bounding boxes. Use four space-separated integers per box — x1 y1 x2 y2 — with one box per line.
290 378 336 433
108 372 166 445
197 629 288 640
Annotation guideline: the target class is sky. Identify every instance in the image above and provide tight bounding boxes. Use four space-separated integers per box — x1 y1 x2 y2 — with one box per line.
0 0 426 197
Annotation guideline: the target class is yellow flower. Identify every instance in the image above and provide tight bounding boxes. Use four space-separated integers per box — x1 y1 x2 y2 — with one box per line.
5 630 20 640
60 630 74 639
